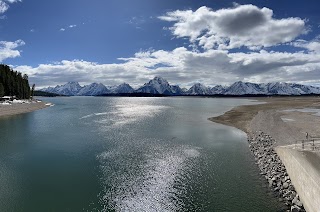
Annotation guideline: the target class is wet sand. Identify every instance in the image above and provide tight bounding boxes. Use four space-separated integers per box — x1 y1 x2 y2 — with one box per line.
0 101 49 118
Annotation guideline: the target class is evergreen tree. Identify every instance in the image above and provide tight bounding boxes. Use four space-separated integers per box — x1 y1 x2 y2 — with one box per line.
31 84 35 99
0 64 31 99
0 83 4 97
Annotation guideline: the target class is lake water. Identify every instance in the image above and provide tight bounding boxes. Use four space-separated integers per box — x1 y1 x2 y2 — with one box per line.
0 97 283 211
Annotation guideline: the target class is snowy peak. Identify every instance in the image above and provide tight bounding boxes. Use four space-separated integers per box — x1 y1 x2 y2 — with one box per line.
225 81 264 95
145 76 170 93
77 83 109 96
64 82 82 91
263 82 301 95
110 83 134 93
291 83 320 95
187 83 211 95
170 85 184 95
152 76 169 85
137 76 182 95
211 85 226 94
45 81 82 96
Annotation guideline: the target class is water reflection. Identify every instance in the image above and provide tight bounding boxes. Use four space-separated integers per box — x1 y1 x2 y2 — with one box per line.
98 144 201 211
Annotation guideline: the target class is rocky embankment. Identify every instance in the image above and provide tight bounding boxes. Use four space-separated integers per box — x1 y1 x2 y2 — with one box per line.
248 132 305 212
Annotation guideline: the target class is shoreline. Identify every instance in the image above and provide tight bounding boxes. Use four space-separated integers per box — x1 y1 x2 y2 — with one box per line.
209 96 320 136
209 97 320 211
209 96 320 147
0 101 50 118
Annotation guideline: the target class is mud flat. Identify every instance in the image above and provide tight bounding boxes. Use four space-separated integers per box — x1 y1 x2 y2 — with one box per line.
0 101 49 118
210 97 320 212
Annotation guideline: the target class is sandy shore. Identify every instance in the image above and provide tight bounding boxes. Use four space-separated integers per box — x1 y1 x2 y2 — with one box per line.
209 96 320 146
0 101 49 118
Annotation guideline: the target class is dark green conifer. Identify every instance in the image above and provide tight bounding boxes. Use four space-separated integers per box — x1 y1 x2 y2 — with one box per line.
0 64 31 99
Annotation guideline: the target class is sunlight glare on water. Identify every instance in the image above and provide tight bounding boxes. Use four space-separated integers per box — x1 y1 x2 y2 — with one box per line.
80 101 170 128
98 144 201 211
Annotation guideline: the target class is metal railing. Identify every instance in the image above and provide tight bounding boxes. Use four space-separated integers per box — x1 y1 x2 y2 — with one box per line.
295 135 320 151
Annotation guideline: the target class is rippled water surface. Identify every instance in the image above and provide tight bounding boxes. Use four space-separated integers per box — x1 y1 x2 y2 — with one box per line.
0 97 283 211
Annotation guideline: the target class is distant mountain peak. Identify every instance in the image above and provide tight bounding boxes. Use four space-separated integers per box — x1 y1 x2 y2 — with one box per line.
136 76 177 95
150 76 169 85
153 76 166 81
187 83 210 95
110 83 134 94
40 77 320 96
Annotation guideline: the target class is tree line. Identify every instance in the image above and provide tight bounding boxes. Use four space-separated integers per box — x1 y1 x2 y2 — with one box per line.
0 64 31 99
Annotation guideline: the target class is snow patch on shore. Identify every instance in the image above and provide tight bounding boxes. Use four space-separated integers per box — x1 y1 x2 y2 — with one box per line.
284 108 320 117
281 118 295 122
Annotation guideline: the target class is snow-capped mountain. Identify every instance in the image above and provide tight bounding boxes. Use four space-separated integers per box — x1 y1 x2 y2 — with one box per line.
261 82 300 95
181 88 188 93
136 76 183 95
77 83 109 96
108 83 134 94
40 77 320 96
291 83 320 94
41 82 135 96
170 85 184 95
260 82 320 95
41 86 56 93
224 81 265 95
223 81 320 95
186 83 211 95
187 81 320 95
41 82 82 96
210 85 226 94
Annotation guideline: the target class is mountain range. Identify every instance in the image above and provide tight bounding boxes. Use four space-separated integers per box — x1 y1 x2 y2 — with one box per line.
40 76 320 96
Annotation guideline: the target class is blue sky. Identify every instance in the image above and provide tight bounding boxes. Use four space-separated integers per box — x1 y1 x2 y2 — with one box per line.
1 0 320 87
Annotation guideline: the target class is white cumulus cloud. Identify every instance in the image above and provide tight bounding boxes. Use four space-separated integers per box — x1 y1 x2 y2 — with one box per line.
0 39 25 62
4 0 22 3
292 37 320 53
0 0 21 14
14 47 320 88
0 1 9 13
159 4 307 50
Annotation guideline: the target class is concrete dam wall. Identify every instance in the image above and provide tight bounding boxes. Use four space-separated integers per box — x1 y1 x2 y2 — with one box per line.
276 147 320 212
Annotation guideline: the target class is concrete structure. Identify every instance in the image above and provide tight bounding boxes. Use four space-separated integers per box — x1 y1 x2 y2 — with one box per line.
276 146 320 212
